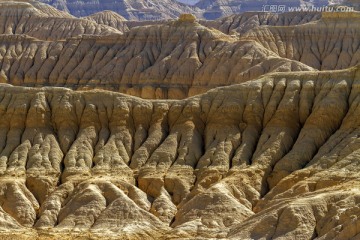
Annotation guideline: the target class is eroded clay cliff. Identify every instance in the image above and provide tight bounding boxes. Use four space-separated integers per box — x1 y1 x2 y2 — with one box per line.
1 2 359 100
1 1 359 100
243 12 360 70
0 1 121 40
1 1 360 239
0 6 315 99
199 12 321 35
0 65 359 239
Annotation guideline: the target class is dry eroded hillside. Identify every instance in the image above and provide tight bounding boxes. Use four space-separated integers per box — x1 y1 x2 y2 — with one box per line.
0 66 359 239
0 1 359 100
0 0 360 239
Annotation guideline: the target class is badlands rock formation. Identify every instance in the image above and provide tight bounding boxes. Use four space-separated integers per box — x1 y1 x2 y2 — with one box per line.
40 0 357 20
0 1 121 40
199 12 322 35
39 0 201 20
0 1 323 99
0 66 359 239
195 0 242 19
2 1 360 99
243 12 360 70
1 0 360 239
195 0 349 19
83 11 129 33
84 11 322 35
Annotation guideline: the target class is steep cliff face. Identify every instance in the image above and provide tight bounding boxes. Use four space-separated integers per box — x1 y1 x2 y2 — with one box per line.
0 66 359 239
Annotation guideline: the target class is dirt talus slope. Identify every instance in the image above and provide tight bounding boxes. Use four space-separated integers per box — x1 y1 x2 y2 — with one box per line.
0 66 358 239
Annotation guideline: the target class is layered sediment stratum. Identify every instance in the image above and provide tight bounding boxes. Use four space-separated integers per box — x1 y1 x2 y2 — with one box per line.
0 66 359 239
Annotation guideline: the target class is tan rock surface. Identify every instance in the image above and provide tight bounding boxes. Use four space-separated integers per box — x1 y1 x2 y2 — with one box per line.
0 1 121 40
0 65 358 238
